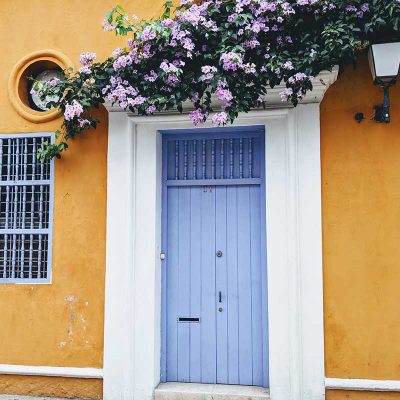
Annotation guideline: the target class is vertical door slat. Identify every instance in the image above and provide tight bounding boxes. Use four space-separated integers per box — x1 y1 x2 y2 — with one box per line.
200 187 217 383
226 185 239 384
220 139 225 179
202 140 206 179
189 187 202 382
216 186 228 383
237 185 253 385
166 187 179 381
177 187 191 381
250 185 263 385
193 140 197 180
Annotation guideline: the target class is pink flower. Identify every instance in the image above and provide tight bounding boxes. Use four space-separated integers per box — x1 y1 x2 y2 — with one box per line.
211 111 228 126
64 100 83 121
220 52 243 71
215 81 233 103
190 109 208 125
79 65 91 74
280 88 293 101
78 118 91 127
146 105 157 114
79 52 96 66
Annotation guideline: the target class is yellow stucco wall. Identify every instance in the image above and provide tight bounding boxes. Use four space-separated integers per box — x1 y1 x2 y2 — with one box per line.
326 390 400 400
321 58 400 381
0 0 163 398
0 376 102 400
1 0 400 398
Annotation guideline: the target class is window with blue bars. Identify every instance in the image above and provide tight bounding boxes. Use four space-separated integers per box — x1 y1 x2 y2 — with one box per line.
0 134 54 283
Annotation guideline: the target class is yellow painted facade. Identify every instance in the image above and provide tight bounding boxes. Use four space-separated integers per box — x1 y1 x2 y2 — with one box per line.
321 59 400 381
0 1 163 398
0 0 400 399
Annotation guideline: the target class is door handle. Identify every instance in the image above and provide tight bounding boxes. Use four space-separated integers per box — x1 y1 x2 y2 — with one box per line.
219 291 222 303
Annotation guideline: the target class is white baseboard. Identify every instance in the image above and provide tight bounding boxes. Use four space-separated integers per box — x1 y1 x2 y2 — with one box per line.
0 396 72 400
326 378 400 392
0 364 103 379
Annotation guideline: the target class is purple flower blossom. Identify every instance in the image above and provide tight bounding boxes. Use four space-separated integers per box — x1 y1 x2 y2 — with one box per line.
64 100 83 121
112 48 123 56
47 78 60 87
361 3 369 12
144 70 158 82
113 54 133 71
346 5 357 12
215 80 233 104
284 61 294 70
141 26 156 41
220 52 243 71
80 52 96 66
211 111 228 126
146 105 157 114
160 60 180 74
280 87 293 101
79 65 92 74
189 108 208 125
78 52 96 74
200 65 217 81
78 118 91 128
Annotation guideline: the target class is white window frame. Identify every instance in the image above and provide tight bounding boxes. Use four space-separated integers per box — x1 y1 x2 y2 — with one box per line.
103 68 338 400
0 132 55 285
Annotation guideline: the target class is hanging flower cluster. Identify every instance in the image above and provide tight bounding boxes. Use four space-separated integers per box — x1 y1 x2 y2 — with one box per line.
35 0 400 160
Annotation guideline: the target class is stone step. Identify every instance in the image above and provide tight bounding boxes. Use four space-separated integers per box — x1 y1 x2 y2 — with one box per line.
155 382 270 400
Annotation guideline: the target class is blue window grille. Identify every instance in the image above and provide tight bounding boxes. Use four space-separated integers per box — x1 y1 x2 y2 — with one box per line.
0 133 54 284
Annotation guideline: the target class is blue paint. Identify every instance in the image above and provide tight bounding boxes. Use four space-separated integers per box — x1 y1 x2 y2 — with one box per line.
161 126 268 387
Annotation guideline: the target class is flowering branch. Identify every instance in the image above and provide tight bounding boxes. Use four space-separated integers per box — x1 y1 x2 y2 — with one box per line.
35 0 400 160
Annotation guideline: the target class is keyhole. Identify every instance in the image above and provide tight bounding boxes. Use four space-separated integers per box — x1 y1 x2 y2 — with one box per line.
216 250 223 257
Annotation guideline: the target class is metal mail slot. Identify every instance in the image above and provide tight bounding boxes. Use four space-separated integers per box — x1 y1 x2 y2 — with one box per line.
177 317 200 323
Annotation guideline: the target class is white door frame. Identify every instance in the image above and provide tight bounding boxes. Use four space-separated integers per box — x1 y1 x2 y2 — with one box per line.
103 68 338 400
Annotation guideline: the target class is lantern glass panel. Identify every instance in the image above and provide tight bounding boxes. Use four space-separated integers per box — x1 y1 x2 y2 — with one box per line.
368 43 400 83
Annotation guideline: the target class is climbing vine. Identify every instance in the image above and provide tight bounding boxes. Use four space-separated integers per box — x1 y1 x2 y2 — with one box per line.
33 0 400 160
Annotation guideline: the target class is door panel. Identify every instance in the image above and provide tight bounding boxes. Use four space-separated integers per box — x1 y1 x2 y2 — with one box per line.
163 128 268 387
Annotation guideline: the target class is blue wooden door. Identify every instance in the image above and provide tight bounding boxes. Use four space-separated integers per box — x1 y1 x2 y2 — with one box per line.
161 127 268 387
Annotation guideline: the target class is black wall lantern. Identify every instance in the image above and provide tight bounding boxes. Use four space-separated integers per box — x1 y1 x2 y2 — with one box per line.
368 42 400 123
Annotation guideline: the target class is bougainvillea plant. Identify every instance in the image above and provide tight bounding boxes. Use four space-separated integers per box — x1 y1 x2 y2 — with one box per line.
34 0 400 160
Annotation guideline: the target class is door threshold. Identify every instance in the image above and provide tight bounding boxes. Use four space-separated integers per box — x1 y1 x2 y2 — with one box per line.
155 382 270 400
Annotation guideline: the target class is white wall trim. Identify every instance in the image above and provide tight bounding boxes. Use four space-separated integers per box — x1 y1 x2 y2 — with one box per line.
103 70 338 400
105 67 339 113
0 396 71 400
0 364 102 379
325 378 400 392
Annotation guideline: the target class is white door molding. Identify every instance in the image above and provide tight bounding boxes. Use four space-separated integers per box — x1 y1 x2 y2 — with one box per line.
103 69 337 400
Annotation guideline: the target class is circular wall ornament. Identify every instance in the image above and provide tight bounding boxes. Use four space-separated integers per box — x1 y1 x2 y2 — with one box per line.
8 50 72 123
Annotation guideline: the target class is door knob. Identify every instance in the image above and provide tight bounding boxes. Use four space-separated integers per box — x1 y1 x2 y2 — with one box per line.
216 250 223 257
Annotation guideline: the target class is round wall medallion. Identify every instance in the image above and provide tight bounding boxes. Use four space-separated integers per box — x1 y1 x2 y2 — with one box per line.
8 50 73 123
